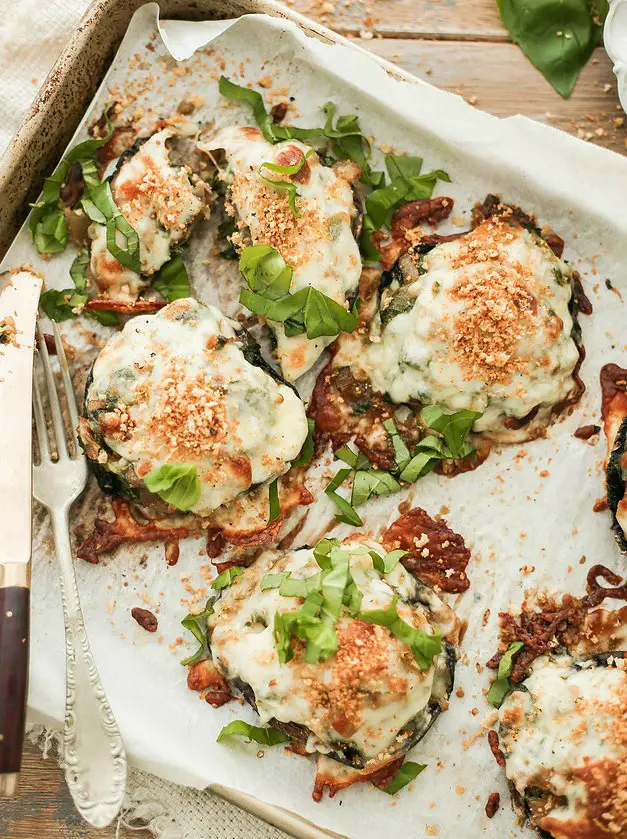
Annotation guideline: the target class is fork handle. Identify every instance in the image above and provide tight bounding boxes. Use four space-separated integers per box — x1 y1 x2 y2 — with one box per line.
0 566 30 795
50 508 126 828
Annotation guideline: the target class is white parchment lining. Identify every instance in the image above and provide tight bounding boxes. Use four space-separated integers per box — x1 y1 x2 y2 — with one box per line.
2 4 627 838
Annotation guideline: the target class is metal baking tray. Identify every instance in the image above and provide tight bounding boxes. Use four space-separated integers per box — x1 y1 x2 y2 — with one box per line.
0 1 414 835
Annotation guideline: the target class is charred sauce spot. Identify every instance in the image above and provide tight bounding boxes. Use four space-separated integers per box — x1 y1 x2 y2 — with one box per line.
85 298 166 314
131 607 158 632
383 507 472 593
487 730 506 767
186 659 232 707
312 755 406 802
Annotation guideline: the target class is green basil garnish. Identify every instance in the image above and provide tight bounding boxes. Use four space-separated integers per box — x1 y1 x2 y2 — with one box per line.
382 761 427 795
258 148 313 218
487 641 525 708
217 720 290 746
268 477 281 524
359 595 442 671
420 405 481 459
144 464 201 511
351 469 400 507
39 288 88 322
180 597 216 666
212 566 245 590
382 419 411 472
369 548 407 576
81 180 141 274
291 418 315 467
29 105 114 255
152 253 191 302
324 468 363 527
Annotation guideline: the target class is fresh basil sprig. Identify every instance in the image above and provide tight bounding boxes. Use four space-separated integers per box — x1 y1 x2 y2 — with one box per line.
487 641 524 708
359 595 442 671
258 149 314 218
382 761 427 795
180 597 216 666
238 244 359 340
29 105 114 255
217 719 290 746
321 102 384 188
498 0 608 99
152 252 191 302
144 464 201 511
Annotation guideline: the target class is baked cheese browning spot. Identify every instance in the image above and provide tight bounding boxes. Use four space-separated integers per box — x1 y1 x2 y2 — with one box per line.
207 539 456 773
79 298 308 518
365 217 581 439
89 129 204 300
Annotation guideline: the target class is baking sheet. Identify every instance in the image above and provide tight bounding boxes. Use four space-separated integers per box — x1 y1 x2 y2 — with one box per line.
2 3 627 836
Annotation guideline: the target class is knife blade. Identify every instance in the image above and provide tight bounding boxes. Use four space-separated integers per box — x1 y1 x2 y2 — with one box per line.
0 268 42 796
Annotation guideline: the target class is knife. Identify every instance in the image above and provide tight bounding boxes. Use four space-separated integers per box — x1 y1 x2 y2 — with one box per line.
0 269 42 796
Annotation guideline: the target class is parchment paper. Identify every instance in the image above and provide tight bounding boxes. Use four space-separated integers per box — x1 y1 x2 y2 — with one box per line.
2 4 627 837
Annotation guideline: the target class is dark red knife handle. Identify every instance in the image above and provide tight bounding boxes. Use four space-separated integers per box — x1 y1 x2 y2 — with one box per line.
0 585 29 776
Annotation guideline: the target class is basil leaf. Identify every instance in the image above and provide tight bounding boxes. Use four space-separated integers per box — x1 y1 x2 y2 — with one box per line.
260 572 290 591
385 154 423 182
212 566 245 590
268 477 281 523
322 102 383 187
239 244 293 299
334 444 370 470
351 469 400 507
366 179 412 231
487 641 524 708
325 468 363 527
383 418 411 472
218 76 323 144
313 537 341 569
259 148 314 217
39 288 88 322
274 611 296 663
359 214 382 263
294 286 360 340
88 309 120 327
217 720 290 746
291 418 315 467
399 450 441 483
420 406 481 459
359 595 442 671
369 548 407 575
30 205 68 254
498 0 607 98
144 464 201 511
258 172 301 218
181 597 216 665
153 253 191 302
69 248 89 293
382 761 427 795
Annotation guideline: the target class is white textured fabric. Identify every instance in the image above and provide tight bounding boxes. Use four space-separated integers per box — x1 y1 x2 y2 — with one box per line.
0 2 288 836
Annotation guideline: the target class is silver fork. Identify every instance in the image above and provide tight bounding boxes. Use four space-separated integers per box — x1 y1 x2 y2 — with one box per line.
32 320 127 828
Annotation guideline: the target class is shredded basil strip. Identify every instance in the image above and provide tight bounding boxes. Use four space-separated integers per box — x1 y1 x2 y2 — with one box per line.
291 418 315 467
421 405 481 459
369 549 407 575
29 105 114 255
382 761 427 795
324 468 363 527
39 289 88 322
180 597 216 666
268 477 281 524
258 149 313 218
359 595 442 671
144 464 201 511
487 641 525 708
217 720 290 746
334 444 369 470
81 180 141 273
152 253 191 302
212 566 245 590
382 419 411 472
351 469 400 507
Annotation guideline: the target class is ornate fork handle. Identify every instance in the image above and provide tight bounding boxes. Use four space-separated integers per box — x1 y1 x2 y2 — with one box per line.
51 508 126 828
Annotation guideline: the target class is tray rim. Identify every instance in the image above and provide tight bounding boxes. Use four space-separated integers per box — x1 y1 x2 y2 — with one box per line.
4 2 424 836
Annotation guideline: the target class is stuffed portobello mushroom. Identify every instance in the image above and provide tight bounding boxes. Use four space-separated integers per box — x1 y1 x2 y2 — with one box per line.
78 297 308 518
88 129 206 301
207 538 456 775
498 653 627 839
365 217 582 442
198 127 362 382
600 364 627 553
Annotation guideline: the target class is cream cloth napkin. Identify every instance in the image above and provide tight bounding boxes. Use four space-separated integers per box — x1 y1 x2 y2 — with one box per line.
0 1 291 835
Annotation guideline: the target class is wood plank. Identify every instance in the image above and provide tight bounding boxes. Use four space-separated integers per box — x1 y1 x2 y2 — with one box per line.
2 742 151 839
357 40 626 154
287 0 507 39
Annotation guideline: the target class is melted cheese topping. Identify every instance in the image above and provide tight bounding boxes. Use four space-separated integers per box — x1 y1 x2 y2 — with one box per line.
365 219 579 435
209 540 448 764
89 130 203 300
201 127 362 382
499 655 627 836
85 298 307 516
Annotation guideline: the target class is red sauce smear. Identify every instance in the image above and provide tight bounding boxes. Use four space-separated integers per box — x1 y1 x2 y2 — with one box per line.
312 756 405 802
600 363 627 424
383 507 472 593
487 731 505 767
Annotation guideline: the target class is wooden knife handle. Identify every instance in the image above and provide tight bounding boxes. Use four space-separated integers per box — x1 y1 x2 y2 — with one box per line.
0 575 30 793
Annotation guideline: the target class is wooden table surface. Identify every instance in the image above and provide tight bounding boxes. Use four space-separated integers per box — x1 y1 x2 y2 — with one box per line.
6 0 625 836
